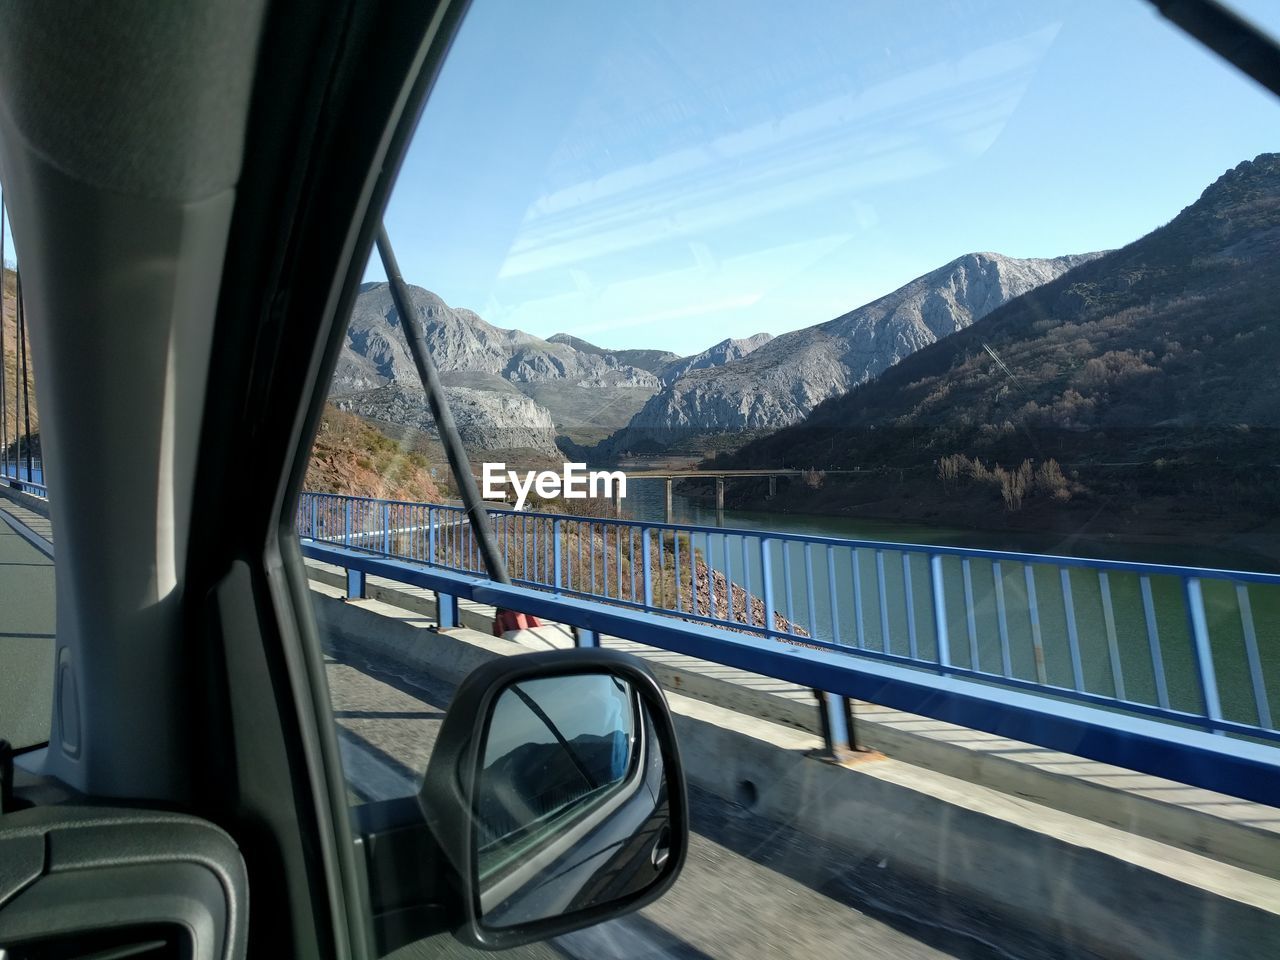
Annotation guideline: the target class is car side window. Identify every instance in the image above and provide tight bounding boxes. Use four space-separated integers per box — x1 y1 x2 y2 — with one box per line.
0 227 55 759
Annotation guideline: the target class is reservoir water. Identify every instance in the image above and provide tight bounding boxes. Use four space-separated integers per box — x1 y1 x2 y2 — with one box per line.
619 477 1280 729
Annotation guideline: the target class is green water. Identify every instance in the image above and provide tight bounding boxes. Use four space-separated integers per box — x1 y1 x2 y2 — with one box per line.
622 479 1280 729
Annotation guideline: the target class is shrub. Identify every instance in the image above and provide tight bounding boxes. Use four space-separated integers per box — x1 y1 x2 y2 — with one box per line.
1034 458 1071 502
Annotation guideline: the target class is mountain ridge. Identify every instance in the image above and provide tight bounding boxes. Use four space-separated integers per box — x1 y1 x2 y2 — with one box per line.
716 153 1280 541
604 250 1101 454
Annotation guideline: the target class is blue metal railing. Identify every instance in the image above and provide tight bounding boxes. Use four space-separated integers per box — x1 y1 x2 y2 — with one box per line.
0 459 47 499
297 491 1280 743
300 539 1280 806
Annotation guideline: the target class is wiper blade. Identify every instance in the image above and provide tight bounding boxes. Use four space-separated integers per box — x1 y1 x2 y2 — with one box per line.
1149 0 1280 98
375 226 511 585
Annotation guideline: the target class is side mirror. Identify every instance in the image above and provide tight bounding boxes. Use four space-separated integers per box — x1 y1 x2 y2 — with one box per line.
419 649 688 950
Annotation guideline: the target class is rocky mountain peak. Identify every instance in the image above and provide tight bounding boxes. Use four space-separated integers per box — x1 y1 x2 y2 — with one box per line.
606 250 1100 453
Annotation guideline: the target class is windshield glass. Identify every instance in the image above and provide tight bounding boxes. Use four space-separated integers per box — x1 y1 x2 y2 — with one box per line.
301 2 1280 957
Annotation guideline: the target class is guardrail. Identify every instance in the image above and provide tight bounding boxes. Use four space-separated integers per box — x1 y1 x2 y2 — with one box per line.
296 491 1280 745
0 470 47 499
300 538 1280 806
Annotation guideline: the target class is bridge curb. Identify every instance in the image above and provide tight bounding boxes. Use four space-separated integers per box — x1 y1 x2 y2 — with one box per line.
310 585 1280 960
304 559 1280 883
0 482 50 519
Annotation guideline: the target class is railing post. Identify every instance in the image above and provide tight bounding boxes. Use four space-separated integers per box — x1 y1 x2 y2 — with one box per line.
827 545 841 644
642 528 653 608
436 591 459 629
344 499 352 547
930 554 951 671
428 507 437 565
345 567 365 600
310 497 318 540
761 538 775 633
553 519 563 591
382 502 392 555
1184 577 1223 730
814 691 857 762
575 626 599 647
1025 564 1047 684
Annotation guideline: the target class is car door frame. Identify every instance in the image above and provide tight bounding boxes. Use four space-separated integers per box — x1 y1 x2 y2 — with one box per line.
183 1 471 957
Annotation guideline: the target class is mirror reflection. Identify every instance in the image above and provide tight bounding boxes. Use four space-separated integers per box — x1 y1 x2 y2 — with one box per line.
475 673 672 929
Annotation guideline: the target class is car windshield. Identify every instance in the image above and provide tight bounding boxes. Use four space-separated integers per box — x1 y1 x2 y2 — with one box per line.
300 1 1280 957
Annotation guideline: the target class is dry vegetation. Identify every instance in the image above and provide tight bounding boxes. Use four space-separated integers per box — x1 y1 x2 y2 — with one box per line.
938 454 1074 511
306 404 442 502
1 266 38 457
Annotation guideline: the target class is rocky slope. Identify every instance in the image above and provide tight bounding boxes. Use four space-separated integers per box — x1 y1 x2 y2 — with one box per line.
331 283 662 450
608 251 1100 453
546 333 679 377
332 384 560 458
1 266 38 453
657 332 773 384
306 404 442 502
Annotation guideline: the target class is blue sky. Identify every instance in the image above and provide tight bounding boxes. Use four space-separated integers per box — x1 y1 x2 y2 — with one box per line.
363 0 1280 356
4 2 1279 357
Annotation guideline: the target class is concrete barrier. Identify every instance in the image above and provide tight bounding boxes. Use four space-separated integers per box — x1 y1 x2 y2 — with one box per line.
0 481 50 518
310 586 1280 960
305 560 1280 884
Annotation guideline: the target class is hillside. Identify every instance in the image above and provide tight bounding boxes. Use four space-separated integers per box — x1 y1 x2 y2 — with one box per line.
605 251 1098 455
306 404 443 502
546 333 679 377
332 284 661 450
720 154 1280 549
1 266 38 460
656 332 773 384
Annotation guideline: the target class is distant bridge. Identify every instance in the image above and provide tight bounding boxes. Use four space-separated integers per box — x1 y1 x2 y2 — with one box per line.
623 468 862 522
469 467 860 522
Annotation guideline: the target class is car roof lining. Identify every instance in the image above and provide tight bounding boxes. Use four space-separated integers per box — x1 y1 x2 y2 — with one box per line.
0 0 265 201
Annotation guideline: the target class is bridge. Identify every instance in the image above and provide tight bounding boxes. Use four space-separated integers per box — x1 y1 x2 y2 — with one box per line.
473 467 843 522
296 489 1280 785
622 468 849 522
8 478 1280 955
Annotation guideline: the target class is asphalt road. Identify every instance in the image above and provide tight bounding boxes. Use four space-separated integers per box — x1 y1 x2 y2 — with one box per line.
324 635 1015 960
0 502 1012 960
0 510 55 750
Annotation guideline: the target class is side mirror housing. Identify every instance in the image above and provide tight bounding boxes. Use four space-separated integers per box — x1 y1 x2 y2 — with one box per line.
418 648 688 951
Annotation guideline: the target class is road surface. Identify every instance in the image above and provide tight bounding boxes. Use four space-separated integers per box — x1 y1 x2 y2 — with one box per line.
323 631 1013 960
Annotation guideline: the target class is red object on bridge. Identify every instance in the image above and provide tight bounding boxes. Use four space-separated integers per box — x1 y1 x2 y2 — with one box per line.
494 609 544 636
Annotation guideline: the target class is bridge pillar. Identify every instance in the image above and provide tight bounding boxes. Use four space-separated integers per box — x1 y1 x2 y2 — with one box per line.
715 477 725 527
664 478 673 524
613 486 623 518
436 591 459 629
768 475 777 499
814 691 857 762
345 567 366 601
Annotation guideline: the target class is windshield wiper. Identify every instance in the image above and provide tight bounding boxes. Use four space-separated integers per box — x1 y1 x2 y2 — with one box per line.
375 226 511 585
1149 0 1280 98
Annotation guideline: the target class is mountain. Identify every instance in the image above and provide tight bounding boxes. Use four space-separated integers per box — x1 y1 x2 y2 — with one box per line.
721 154 1280 527
657 332 773 384
333 383 560 459
332 284 662 451
546 333 680 377
606 252 1100 453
